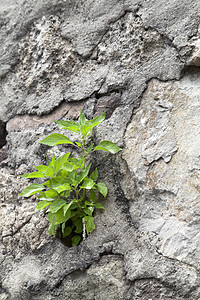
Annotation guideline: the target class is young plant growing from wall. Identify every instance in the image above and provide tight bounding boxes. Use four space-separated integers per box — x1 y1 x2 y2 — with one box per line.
19 111 121 246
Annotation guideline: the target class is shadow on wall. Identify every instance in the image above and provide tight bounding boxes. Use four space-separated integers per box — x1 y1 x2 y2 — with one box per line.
0 120 8 163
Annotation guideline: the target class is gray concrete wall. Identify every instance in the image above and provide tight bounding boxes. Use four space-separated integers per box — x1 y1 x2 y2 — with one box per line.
1 1 200 299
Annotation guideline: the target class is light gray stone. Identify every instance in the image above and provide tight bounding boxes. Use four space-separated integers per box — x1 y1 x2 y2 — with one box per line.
0 168 51 260
62 255 129 300
0 2 183 121
138 0 200 50
123 73 200 270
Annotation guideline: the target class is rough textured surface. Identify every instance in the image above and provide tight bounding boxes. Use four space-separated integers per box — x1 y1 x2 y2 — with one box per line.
123 73 200 268
1 0 200 299
62 255 128 300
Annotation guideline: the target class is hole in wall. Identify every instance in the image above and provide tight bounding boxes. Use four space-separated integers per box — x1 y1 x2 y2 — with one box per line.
0 121 8 163
0 121 8 148
56 220 82 248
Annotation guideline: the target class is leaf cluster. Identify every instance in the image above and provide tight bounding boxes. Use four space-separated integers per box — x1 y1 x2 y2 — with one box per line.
19 111 121 246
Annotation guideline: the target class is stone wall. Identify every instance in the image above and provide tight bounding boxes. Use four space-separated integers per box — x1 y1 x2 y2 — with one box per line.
1 0 200 299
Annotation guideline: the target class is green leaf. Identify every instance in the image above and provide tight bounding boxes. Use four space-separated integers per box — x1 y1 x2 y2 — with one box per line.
78 111 86 125
20 172 45 179
19 183 45 197
48 212 55 224
80 112 105 138
89 190 96 202
78 163 91 184
46 156 50 166
81 178 95 189
71 235 81 247
82 216 95 235
75 142 82 148
68 156 84 169
95 182 108 197
45 189 58 198
61 222 66 232
63 162 75 172
84 206 94 216
34 165 48 172
56 169 69 178
39 133 74 146
67 170 78 186
55 120 80 134
48 223 59 235
95 203 105 210
79 111 95 138
79 154 85 169
49 199 66 213
90 168 98 181
78 189 86 203
85 143 94 154
46 166 55 177
74 219 83 233
61 190 71 198
68 157 80 164
80 125 91 138
54 183 71 194
70 203 79 210
94 140 121 154
62 226 72 238
50 153 55 167
44 177 72 189
85 200 94 206
55 153 71 173
86 112 105 129
81 125 90 139
48 213 59 235
63 202 72 216
38 189 58 200
54 207 71 224
35 200 52 212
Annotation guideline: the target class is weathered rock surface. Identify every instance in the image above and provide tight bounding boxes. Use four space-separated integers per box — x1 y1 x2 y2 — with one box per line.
123 71 200 269
1 0 200 299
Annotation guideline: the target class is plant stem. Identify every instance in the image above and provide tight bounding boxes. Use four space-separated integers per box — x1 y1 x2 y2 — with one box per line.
83 221 87 240
75 189 83 212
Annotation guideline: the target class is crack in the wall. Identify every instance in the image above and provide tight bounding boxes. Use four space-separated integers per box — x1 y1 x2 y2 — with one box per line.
127 275 185 299
93 92 122 119
138 22 183 63
155 248 200 272
2 216 33 239
144 146 178 166
180 65 200 79
1 2 72 75
0 121 8 148
2 2 200 299
51 251 124 292
130 276 173 288
6 87 124 134
100 10 186 140
3 6 185 121
122 75 180 141
113 171 133 226
135 7 197 63
6 100 85 133
93 9 184 73
85 9 136 59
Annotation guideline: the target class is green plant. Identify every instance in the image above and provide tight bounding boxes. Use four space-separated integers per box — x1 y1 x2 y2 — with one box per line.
19 111 121 246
